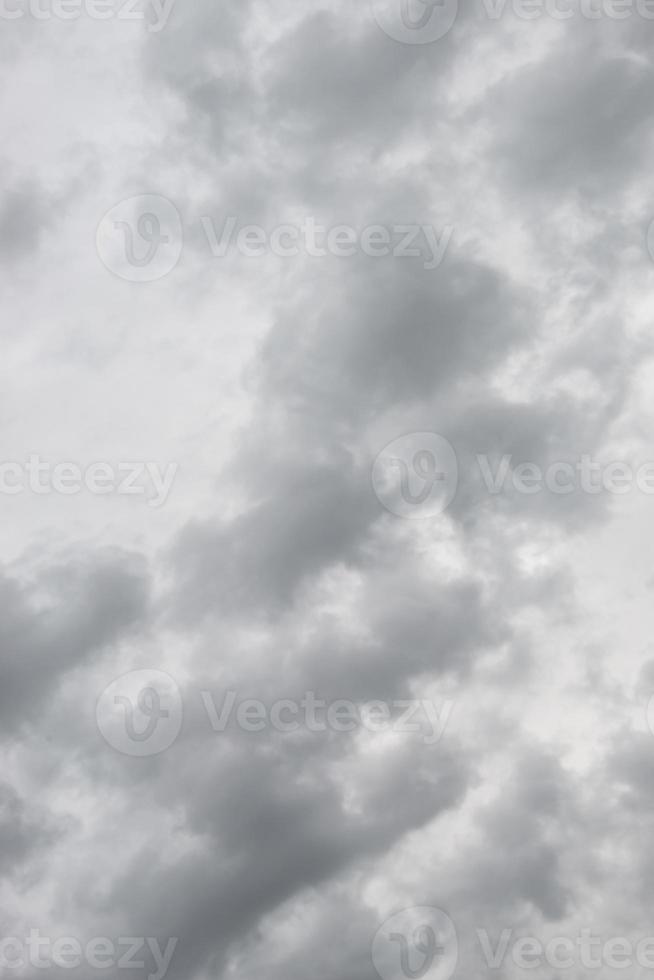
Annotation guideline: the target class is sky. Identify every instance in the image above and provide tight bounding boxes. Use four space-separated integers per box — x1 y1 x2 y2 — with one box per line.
2 1 654 979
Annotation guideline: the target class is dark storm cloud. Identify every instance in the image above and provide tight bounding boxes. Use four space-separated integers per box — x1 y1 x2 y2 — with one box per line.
165 232 533 622
262 10 457 151
444 390 626 528
0 549 149 733
2 4 652 980
300 580 502 687
455 749 577 921
168 454 378 619
145 1 459 163
80 727 473 980
0 781 60 876
477 45 654 198
0 182 50 262
258 253 529 423
119 10 653 974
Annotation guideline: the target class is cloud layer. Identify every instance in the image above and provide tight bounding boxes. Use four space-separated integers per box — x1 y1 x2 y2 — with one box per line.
1 2 654 979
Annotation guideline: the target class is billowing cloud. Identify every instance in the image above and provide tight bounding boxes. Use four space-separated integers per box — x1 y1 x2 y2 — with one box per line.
1 2 653 980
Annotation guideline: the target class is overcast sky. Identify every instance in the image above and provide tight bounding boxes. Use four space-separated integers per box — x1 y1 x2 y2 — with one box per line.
2 2 654 979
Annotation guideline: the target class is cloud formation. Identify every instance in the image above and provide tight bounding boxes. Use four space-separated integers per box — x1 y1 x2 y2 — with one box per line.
1 2 654 980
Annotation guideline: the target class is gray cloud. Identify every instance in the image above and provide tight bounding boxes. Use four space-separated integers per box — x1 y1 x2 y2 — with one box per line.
1 4 652 980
